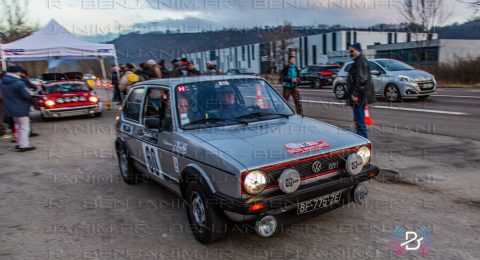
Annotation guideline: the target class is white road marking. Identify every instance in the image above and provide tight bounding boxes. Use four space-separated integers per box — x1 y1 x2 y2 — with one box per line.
299 99 468 115
300 100 345 105
372 105 468 115
432 94 480 99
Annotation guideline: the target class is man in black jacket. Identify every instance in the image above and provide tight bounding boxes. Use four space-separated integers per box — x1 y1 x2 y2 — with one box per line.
347 43 376 139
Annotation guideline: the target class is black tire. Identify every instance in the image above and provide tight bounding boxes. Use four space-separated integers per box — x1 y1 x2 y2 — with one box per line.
384 84 401 102
334 84 347 100
313 79 322 89
418 95 429 100
95 112 103 117
40 112 51 122
116 144 141 185
186 181 230 244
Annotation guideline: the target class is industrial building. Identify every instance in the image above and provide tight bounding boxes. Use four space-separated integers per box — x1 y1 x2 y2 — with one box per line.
186 30 437 73
367 39 480 65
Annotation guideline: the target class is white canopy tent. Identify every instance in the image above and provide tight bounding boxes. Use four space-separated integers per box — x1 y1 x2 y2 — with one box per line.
0 19 119 80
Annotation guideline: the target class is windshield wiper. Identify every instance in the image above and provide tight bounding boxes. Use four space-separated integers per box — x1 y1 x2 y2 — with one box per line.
184 117 247 127
235 112 290 120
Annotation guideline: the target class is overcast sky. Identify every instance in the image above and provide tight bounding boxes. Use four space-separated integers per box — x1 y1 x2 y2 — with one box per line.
27 0 474 35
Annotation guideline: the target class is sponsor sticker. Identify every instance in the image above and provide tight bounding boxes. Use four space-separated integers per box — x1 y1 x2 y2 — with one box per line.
284 141 331 155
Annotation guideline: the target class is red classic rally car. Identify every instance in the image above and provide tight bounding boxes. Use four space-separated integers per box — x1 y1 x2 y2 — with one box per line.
34 80 102 120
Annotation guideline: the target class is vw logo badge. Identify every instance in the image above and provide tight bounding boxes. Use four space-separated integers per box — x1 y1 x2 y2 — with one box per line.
278 169 301 193
312 161 322 174
353 185 368 204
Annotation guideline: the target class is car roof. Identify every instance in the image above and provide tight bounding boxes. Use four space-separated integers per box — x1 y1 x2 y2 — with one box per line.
132 75 263 89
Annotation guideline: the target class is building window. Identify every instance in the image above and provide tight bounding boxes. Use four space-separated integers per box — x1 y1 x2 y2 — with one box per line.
322 34 327 54
304 36 308 66
210 50 216 61
407 33 411 42
394 33 398 43
242 46 246 61
251 45 255 60
388 33 393 44
234 47 238 65
332 32 337 52
312 45 317 65
354 31 357 43
247 45 251 68
346 31 351 49
428 33 433 41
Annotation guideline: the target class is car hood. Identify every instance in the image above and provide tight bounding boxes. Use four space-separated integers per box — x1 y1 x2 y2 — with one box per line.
190 115 368 170
390 70 434 82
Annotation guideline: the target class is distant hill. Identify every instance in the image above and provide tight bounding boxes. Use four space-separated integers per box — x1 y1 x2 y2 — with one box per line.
109 28 328 64
437 19 480 39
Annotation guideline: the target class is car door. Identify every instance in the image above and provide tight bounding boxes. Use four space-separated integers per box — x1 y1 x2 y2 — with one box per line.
139 86 178 191
369 61 386 94
121 87 146 167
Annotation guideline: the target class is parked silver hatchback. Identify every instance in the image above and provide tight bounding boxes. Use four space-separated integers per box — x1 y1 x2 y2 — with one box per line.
333 59 437 102
115 75 379 244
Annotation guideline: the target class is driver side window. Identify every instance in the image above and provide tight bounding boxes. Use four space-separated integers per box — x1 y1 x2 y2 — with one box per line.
143 88 172 131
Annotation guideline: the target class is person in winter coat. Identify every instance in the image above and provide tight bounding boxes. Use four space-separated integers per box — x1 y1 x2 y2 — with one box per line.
118 64 140 96
346 43 376 139
0 66 36 152
280 56 303 115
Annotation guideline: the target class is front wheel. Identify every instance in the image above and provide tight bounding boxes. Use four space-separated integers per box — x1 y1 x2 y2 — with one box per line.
186 181 230 244
334 84 347 100
385 84 401 102
116 144 141 184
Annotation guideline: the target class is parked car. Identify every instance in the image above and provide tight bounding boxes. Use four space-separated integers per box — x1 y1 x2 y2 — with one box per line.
33 80 102 120
115 75 379 244
226 68 257 76
299 65 341 88
333 59 437 102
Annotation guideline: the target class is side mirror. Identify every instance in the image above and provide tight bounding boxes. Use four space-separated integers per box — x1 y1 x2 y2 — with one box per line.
371 70 381 76
145 118 160 129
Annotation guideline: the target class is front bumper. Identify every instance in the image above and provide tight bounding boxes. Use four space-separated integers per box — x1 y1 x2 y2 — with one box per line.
41 104 102 118
399 82 437 97
213 164 379 221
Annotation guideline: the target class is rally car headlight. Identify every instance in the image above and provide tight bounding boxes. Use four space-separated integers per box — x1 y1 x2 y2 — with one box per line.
243 170 267 195
45 100 55 107
357 146 371 166
89 96 99 103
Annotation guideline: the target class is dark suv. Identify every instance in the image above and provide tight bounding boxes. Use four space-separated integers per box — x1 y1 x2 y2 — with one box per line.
299 65 341 88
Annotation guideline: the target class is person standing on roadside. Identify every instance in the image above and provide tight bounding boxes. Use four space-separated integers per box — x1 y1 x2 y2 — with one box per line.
111 65 122 104
0 66 36 152
280 55 303 115
346 43 375 139
169 59 181 78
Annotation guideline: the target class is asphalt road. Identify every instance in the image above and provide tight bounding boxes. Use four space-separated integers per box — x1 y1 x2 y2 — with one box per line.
0 86 479 260
274 85 480 141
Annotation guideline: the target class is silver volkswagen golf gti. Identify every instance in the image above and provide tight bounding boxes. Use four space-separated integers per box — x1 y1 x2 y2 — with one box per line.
333 58 437 102
115 75 379 244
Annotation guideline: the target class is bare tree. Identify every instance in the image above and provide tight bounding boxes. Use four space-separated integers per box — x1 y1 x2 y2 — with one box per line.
0 0 37 43
457 0 480 17
265 21 295 73
400 0 451 62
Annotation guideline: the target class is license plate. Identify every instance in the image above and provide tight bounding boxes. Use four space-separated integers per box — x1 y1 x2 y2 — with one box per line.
297 191 342 215
421 83 433 89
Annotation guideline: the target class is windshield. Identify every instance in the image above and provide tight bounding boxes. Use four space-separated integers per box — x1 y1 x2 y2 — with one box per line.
46 83 90 94
176 79 294 129
376 60 415 71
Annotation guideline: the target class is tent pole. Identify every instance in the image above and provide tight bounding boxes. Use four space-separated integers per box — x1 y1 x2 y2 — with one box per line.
1 59 7 71
99 58 111 105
